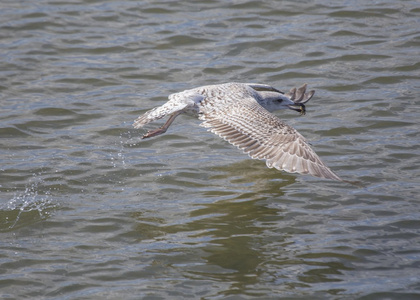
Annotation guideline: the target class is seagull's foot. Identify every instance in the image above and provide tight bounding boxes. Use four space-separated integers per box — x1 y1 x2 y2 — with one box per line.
141 111 182 139
142 127 167 139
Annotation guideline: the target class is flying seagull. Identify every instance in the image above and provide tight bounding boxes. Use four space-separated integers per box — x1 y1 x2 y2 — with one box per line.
133 82 343 181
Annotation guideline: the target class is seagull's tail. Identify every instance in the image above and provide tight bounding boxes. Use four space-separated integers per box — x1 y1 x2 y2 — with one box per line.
133 91 204 129
133 98 194 129
133 106 164 129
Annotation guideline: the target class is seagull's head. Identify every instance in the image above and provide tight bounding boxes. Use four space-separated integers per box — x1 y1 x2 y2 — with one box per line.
257 84 315 115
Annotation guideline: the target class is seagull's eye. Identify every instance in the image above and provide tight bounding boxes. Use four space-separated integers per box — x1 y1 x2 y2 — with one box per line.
277 99 283 102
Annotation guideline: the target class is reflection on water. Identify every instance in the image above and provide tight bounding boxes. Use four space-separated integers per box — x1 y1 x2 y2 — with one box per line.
1 0 420 299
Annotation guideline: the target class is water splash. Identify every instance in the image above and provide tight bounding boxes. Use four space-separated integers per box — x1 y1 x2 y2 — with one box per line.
114 129 137 168
2 178 58 230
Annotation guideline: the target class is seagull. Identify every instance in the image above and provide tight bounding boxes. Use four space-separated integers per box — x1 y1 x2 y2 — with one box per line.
133 82 343 181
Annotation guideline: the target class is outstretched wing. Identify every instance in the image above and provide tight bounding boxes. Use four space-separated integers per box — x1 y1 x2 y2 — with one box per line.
199 96 342 181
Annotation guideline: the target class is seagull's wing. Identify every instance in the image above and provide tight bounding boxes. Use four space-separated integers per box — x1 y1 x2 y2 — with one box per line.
246 83 284 93
199 96 342 181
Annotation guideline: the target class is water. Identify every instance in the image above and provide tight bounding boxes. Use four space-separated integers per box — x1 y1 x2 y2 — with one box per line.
1 0 419 299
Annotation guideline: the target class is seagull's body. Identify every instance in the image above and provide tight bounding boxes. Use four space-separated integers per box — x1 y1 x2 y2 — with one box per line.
133 82 343 181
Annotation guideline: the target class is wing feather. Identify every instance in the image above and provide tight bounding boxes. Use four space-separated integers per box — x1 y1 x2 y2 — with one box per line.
200 96 342 181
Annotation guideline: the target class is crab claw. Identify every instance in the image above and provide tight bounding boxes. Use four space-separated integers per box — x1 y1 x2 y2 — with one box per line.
285 83 315 104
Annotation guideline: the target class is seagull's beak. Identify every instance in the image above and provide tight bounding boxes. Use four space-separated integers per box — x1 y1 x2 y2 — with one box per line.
288 103 306 115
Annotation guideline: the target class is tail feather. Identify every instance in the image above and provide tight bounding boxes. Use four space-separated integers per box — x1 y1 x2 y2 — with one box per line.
133 100 192 129
133 91 204 129
133 106 163 129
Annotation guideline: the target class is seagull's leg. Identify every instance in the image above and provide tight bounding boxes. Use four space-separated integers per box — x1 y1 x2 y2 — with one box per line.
142 111 182 139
